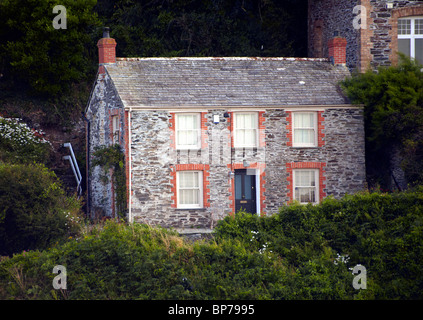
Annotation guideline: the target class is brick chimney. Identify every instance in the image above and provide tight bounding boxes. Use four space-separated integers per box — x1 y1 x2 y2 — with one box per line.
328 35 347 66
97 27 116 74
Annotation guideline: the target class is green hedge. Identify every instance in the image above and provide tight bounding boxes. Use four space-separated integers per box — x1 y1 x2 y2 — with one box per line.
1 190 421 299
0 163 83 256
0 220 355 300
215 189 423 299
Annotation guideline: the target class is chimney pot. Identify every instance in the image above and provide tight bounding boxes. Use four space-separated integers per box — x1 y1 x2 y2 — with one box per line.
103 27 110 38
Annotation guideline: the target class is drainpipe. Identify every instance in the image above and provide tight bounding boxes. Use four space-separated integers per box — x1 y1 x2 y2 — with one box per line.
82 112 91 218
128 108 133 223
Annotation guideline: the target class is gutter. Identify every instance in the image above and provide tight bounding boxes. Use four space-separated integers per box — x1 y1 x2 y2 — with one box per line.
123 104 365 111
82 70 98 218
81 112 90 218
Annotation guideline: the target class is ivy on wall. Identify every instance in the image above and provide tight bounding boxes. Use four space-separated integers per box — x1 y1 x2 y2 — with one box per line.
92 144 127 220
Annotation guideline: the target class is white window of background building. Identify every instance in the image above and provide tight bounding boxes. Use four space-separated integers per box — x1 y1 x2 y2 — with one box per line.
398 16 423 64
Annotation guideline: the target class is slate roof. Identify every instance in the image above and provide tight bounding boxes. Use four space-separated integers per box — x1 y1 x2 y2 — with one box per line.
104 57 350 108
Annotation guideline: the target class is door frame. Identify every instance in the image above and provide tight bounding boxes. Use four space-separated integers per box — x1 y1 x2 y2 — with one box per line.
234 168 260 215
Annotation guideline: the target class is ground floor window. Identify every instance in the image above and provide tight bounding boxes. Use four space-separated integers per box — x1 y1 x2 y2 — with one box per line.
177 171 203 208
293 169 319 204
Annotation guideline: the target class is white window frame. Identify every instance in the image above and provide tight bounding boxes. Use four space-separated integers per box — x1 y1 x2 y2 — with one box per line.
398 16 423 63
112 115 119 144
293 169 319 204
176 171 203 209
175 113 201 150
292 112 318 148
233 112 259 148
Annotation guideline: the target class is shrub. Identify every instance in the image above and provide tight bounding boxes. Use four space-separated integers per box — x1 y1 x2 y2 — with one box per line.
0 162 83 256
340 55 423 188
0 220 353 300
0 116 51 164
1 191 421 300
214 190 423 299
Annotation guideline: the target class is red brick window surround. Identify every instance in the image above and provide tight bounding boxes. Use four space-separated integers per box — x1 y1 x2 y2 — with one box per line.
109 109 120 144
286 111 325 147
286 162 326 204
230 111 265 148
170 112 208 149
170 164 210 209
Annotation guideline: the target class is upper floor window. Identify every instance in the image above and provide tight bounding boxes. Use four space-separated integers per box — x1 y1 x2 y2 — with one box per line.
175 113 201 149
234 112 258 148
398 17 423 64
293 112 317 147
112 115 119 144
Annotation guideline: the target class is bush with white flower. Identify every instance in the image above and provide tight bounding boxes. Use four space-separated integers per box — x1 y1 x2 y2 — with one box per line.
0 115 52 163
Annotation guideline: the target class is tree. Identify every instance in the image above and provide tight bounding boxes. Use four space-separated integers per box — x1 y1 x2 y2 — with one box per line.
341 55 423 188
0 0 100 97
95 0 307 58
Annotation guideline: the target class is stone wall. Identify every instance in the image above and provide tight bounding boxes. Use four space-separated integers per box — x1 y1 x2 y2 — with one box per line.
308 0 359 70
308 0 423 71
127 107 365 229
86 72 126 218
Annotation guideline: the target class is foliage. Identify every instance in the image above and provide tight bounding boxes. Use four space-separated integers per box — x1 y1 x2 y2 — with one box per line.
0 219 353 300
0 116 51 164
0 162 83 256
0 0 307 126
0 0 100 97
96 0 307 58
340 55 423 188
92 144 127 220
215 189 423 299
1 191 421 299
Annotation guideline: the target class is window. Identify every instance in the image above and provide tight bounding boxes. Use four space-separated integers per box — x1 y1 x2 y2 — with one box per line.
112 115 119 144
398 17 423 64
293 170 319 204
175 114 201 149
234 112 258 148
293 112 317 147
177 171 203 208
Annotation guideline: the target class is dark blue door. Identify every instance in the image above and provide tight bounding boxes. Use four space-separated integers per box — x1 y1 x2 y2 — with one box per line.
235 169 256 214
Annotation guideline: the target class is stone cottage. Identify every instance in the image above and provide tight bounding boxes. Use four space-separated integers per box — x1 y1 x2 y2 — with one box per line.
85 28 366 229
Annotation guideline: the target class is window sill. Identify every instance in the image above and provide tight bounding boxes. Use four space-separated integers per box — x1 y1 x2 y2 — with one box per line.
175 208 207 211
176 147 202 151
233 146 263 150
291 146 320 149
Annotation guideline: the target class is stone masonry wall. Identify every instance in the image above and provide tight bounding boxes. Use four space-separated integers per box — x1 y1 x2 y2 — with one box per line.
128 107 366 229
308 0 423 71
308 0 360 70
86 71 126 218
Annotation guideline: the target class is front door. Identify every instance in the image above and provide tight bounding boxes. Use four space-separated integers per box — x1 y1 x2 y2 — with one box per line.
235 169 257 214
